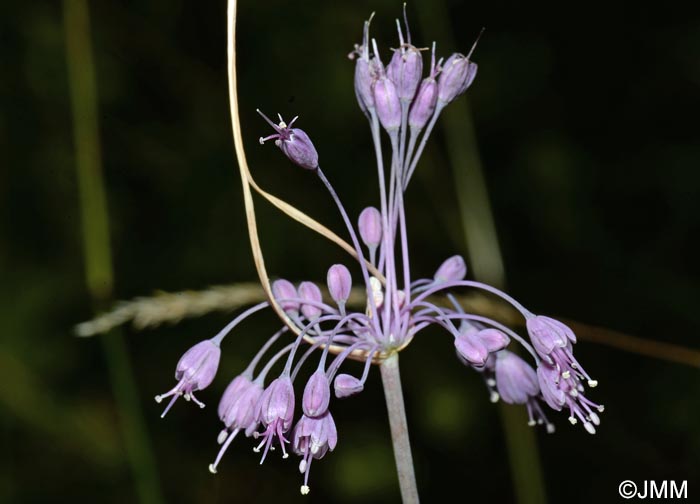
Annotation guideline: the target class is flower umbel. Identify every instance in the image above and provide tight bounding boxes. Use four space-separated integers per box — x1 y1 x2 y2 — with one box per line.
153 7 603 497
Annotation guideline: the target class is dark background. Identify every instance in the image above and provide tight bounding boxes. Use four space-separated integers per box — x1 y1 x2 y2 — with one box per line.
2 0 699 502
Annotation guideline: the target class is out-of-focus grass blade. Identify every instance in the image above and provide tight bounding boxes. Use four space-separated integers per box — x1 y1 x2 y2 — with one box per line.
64 1 163 502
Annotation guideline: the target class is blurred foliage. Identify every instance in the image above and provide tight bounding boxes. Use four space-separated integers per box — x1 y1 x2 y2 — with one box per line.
1 0 699 503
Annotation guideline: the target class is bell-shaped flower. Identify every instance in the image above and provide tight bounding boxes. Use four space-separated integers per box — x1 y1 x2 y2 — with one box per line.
155 339 220 417
292 412 338 495
209 375 263 474
255 375 296 462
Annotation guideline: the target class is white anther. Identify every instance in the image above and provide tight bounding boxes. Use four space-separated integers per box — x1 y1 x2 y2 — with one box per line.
208 464 217 474
588 379 598 388
253 446 261 453
184 394 191 402
259 137 265 144
274 139 282 147
546 423 556 434
562 371 571 379
489 391 500 403
486 378 496 387
217 430 228 444
154 395 163 403
589 412 600 425
598 405 605 413
527 420 536 427
584 422 596 434
270 446 275 451
283 453 289 459
571 363 579 369
301 485 310 495
569 389 579 397
299 460 307 473
568 416 577 425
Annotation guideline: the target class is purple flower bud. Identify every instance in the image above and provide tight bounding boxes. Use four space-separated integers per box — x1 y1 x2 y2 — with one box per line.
387 45 423 102
408 78 438 129
373 76 402 131
327 264 352 308
409 43 439 129
155 339 221 417
437 53 478 105
302 369 331 417
494 351 539 404
334 373 364 398
298 281 323 321
272 279 299 315
434 255 467 283
255 375 296 461
455 328 509 367
258 110 318 170
358 206 382 250
292 412 338 495
455 329 488 366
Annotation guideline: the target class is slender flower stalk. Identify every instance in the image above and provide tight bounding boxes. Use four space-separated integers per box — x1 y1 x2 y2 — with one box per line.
144 3 604 500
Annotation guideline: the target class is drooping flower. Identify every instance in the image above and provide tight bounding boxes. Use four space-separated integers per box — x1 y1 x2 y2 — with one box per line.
254 375 296 461
292 412 338 495
155 339 221 417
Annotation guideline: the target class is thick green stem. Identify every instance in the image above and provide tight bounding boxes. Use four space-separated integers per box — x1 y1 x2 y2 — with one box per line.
64 1 163 502
380 353 420 503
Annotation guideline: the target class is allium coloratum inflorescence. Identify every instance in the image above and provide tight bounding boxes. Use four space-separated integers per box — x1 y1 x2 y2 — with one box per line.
155 10 603 495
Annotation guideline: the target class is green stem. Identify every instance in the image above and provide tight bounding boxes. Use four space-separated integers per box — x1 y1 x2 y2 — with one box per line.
380 353 420 503
64 1 163 502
